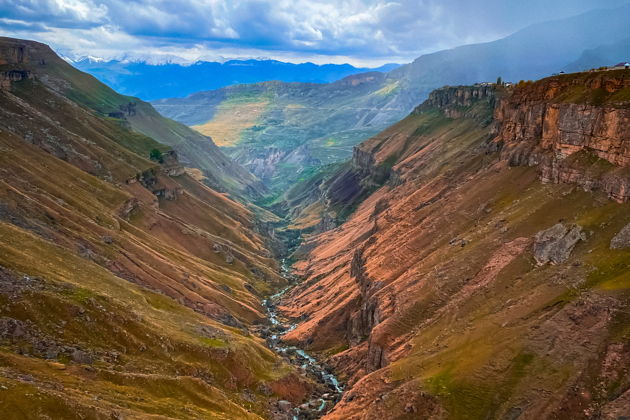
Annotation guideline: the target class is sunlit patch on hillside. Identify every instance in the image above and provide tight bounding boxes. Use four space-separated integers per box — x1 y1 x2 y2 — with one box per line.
373 80 400 96
192 100 270 147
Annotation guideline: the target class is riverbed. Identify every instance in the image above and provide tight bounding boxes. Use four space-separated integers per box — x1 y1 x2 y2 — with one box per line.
260 259 344 419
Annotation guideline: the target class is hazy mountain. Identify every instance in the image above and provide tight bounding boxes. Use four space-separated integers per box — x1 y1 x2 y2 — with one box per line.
153 3 630 193
72 57 400 100
390 2 630 93
564 37 630 72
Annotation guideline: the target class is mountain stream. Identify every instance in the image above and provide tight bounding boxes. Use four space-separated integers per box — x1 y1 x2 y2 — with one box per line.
260 259 344 419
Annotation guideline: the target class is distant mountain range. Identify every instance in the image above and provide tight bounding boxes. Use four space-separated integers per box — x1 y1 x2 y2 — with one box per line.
153 3 630 192
71 57 399 100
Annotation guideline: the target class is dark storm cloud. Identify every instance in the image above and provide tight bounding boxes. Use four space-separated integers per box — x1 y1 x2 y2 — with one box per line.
0 0 628 63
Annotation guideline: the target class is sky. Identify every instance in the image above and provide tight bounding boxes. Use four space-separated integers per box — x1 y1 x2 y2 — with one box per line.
0 0 628 66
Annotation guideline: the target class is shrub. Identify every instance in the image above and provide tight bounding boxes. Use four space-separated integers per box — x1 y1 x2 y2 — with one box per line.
149 148 164 163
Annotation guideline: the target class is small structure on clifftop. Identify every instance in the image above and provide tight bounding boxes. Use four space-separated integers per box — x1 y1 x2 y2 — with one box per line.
611 62 630 70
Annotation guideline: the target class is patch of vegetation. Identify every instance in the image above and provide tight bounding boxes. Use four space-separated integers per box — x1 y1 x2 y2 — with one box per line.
380 154 399 170
149 148 164 163
411 110 453 137
373 81 401 96
587 251 630 290
325 344 349 356
200 337 227 348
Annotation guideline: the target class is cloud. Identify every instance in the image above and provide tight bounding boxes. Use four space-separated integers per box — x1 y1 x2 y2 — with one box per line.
0 0 628 65
0 0 108 28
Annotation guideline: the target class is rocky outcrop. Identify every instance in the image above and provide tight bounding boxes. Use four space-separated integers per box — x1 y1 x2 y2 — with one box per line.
118 198 139 220
234 145 320 181
0 69 32 90
492 71 630 202
414 84 497 120
533 223 586 265
160 150 186 177
611 223 630 249
347 248 381 346
350 147 391 187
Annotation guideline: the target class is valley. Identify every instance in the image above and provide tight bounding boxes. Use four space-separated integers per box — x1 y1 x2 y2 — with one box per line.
152 4 630 194
1 30 630 420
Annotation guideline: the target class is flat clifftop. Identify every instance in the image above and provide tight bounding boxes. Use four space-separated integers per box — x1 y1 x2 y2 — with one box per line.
0 37 57 66
414 83 498 113
507 69 630 106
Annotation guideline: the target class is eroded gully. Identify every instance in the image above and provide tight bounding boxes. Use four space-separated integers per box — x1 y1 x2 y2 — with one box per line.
258 258 343 419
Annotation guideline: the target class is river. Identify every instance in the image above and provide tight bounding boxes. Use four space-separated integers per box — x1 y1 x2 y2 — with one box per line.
260 258 344 419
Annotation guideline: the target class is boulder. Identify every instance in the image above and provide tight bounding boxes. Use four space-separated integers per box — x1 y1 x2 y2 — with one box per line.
610 223 630 250
71 349 94 365
277 400 292 413
533 223 585 265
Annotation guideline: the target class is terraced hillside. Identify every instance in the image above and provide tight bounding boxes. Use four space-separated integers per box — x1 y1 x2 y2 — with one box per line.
0 37 310 418
278 71 630 419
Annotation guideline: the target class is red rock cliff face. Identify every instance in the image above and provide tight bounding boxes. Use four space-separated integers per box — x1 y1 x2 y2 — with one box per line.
280 76 630 419
492 71 630 201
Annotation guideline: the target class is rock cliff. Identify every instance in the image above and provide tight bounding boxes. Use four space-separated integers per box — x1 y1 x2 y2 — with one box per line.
414 84 497 120
492 70 630 201
279 71 630 419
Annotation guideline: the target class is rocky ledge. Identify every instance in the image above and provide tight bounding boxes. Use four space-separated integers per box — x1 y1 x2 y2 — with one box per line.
491 70 630 202
413 84 498 120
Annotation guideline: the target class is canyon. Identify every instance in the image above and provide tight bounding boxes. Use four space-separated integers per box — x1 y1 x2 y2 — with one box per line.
0 35 629 420
277 72 630 419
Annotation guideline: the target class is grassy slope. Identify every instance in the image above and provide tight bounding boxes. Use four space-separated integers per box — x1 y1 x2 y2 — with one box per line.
0 36 264 199
0 223 287 419
0 37 308 418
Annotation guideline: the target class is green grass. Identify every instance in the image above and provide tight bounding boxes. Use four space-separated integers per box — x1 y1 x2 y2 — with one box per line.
200 337 227 348
380 154 399 170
